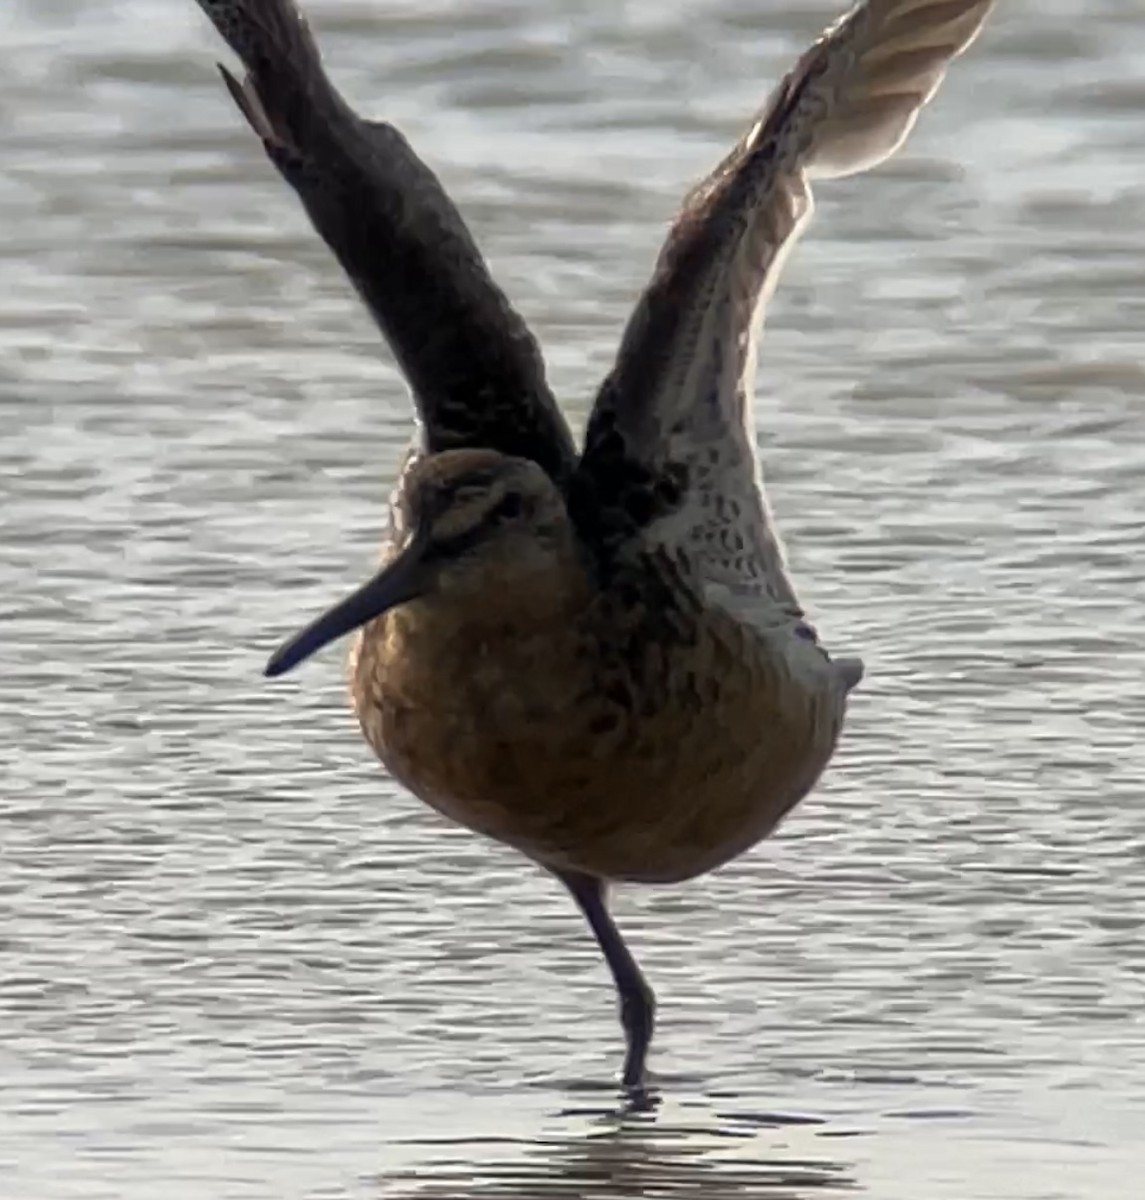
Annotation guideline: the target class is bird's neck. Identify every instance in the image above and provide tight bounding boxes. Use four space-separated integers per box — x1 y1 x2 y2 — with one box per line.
356 546 594 683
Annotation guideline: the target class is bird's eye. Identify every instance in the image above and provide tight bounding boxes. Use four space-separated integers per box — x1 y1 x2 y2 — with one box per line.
492 492 524 522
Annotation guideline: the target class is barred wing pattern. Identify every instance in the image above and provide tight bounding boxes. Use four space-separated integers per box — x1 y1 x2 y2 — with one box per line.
576 0 994 620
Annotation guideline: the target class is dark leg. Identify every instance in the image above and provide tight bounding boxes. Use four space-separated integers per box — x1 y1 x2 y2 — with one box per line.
556 869 656 1090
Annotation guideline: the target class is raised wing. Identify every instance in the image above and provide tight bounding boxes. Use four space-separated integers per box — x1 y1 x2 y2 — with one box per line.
574 0 994 617
193 0 577 486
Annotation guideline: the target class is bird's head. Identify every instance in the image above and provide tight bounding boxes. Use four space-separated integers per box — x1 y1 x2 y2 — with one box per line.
264 448 578 677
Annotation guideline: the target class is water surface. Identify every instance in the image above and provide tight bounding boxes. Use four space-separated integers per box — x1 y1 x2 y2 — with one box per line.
3 1 1144 1197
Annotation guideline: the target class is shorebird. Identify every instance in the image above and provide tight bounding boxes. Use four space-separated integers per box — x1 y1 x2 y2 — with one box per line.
193 0 994 1090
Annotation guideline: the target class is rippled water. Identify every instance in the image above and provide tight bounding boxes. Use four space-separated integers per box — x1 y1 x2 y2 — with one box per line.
3 1 1144 1197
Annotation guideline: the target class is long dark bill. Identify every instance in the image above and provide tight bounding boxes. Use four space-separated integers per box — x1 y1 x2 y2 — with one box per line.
264 536 431 678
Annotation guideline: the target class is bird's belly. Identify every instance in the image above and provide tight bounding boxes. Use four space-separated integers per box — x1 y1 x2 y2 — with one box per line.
377 709 836 884
355 623 845 884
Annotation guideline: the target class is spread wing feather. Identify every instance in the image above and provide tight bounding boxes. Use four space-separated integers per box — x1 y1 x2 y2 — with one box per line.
194 0 577 486
575 0 994 620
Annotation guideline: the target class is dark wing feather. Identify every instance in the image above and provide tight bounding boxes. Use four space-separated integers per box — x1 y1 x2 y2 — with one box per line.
195 0 577 486
574 0 994 619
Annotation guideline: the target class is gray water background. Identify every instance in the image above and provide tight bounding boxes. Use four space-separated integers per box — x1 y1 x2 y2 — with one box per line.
3 0 1144 1196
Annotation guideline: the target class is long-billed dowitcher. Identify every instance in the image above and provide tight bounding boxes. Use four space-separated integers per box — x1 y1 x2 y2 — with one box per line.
194 0 994 1090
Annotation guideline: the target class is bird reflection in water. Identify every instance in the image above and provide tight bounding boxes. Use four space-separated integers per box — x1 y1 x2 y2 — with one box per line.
376 1106 855 1200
